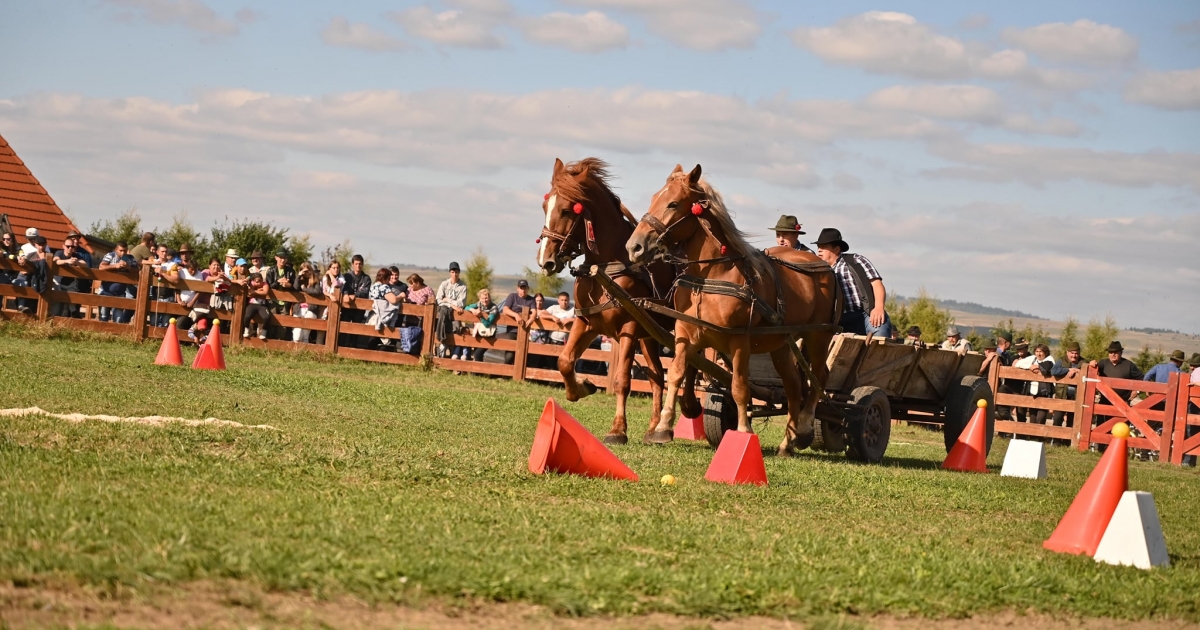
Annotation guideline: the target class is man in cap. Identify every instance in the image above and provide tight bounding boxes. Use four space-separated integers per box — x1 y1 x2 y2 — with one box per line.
812 227 891 338
978 337 999 376
223 249 239 275
1144 350 1185 384
434 262 467 357
1089 341 1144 422
176 242 194 269
940 325 972 355
903 326 925 348
19 227 38 256
501 279 538 364
1051 341 1089 428
770 215 809 252
129 232 155 262
248 250 267 277
264 249 297 339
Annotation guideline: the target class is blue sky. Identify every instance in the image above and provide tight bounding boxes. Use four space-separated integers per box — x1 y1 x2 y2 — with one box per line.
2 0 1198 330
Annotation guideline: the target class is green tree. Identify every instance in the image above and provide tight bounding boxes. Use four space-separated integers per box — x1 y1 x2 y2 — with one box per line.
1014 322 1051 349
1056 316 1080 355
159 213 212 261
210 219 289 263
992 318 1016 344
1083 315 1120 362
903 289 954 344
320 239 354 273
1132 345 1165 375
287 233 314 266
88 207 142 246
464 247 493 300
522 266 564 297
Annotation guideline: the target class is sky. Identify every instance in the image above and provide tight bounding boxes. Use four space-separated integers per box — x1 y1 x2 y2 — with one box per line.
1 0 1197 332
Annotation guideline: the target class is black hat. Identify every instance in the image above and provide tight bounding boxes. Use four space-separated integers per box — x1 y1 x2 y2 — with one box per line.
1013 337 1030 350
448 261 460 272
998 332 1013 344
275 249 288 258
772 215 805 234
906 326 921 337
812 228 848 252
1106 341 1123 353
517 279 530 288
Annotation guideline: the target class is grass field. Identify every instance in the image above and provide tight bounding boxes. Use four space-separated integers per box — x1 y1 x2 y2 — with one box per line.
2 323 1199 627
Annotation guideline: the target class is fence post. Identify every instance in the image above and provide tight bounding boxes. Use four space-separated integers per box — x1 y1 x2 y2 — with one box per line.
512 320 529 382
1160 372 1180 463
325 296 341 354
229 285 246 346
420 304 435 357
1077 364 1098 451
131 265 151 341
1070 371 1086 448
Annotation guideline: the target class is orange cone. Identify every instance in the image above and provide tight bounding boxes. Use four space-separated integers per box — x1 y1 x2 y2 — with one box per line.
191 342 210 369
1044 423 1130 556
528 399 639 481
942 400 989 473
202 319 225 369
155 318 183 366
704 430 768 485
673 415 706 441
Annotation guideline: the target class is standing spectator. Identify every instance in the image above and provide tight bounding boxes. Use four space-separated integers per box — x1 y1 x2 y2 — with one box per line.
940 326 972 355
1051 341 1088 428
223 249 239 275
247 251 267 277
19 227 39 256
1025 343 1064 424
812 228 892 338
770 215 810 252
129 232 156 262
434 262 467 357
177 256 208 335
527 293 551 345
264 250 296 339
500 279 537 365
544 291 575 344
176 243 195 270
51 236 89 318
13 236 50 313
369 268 406 347
1 232 19 298
243 272 271 340
149 245 179 327
462 288 501 362
321 260 343 303
68 232 95 311
1089 341 1144 432
1184 353 1200 466
1144 350 1185 383
903 326 926 348
339 254 372 348
1010 339 1034 422
293 262 323 344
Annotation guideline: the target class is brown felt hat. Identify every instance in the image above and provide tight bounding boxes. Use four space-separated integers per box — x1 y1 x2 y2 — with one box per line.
1188 353 1200 367
177 243 193 254
1170 349 1185 362
1065 341 1081 352
772 215 805 234
250 250 264 260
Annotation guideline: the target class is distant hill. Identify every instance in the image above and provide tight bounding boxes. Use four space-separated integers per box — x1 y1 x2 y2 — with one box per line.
893 294 1045 321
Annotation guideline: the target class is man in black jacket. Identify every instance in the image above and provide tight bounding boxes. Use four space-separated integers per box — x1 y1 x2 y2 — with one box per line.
339 254 372 348
264 249 297 339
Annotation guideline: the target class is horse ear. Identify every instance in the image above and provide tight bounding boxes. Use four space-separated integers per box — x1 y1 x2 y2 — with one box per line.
553 158 564 176
672 164 684 174
574 162 590 182
688 164 702 184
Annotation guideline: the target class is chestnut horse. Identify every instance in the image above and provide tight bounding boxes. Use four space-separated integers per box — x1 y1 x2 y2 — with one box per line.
537 158 697 444
625 164 840 456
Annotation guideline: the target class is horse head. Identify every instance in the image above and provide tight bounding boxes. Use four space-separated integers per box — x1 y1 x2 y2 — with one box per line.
626 163 705 265
537 157 629 275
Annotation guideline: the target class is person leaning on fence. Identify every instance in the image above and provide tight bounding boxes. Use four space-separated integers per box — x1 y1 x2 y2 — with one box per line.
175 254 208 336
462 288 501 362
544 291 575 345
13 235 49 314
1009 338 1036 422
434 262 467 358
48 236 83 318
940 326 972 355
771 215 810 252
67 231 95 304
1144 350 1185 383
223 249 239 275
148 245 179 327
903 326 926 348
500 279 537 365
129 232 155 262
19 227 38 257
1089 341 1144 435
264 250 296 339
1051 341 1088 428
368 268 406 348
293 262 324 345
339 254 372 348
812 228 892 338
1023 343 1066 425
0 232 19 304
243 272 271 341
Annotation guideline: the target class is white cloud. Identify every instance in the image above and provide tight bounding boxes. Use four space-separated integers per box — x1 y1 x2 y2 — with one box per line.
519 11 629 53
569 0 761 51
321 17 413 53
959 14 990 31
1124 68 1200 111
789 11 1091 90
102 0 242 37
390 2 509 49
866 85 1004 122
830 173 863 191
1002 19 1138 65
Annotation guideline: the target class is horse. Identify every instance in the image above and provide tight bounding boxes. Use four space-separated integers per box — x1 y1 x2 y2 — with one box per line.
536 157 699 445
625 164 840 456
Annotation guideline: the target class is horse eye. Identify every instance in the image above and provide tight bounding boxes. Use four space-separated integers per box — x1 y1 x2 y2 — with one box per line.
666 202 678 210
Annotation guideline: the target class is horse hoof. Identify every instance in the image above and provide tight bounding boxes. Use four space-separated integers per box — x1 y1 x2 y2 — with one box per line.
644 430 674 445
583 381 598 396
777 445 796 458
793 429 815 451
603 434 628 446
679 396 701 419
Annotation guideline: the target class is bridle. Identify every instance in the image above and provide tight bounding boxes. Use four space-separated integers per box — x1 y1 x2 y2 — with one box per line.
637 194 743 267
538 199 588 268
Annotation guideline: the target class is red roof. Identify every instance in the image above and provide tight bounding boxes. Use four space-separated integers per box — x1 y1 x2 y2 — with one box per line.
0 133 80 250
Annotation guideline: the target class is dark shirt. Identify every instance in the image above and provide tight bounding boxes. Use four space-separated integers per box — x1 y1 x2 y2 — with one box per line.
53 249 84 290
1096 357 1144 403
342 271 372 304
265 264 297 291
502 292 537 316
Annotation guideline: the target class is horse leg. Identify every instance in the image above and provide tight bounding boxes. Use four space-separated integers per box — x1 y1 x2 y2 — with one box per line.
639 338 666 443
651 337 691 441
604 333 636 446
678 363 702 420
559 322 599 402
795 332 833 449
771 345 807 457
730 339 753 433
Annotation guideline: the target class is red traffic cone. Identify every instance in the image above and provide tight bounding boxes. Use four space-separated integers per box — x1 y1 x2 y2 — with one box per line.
528 399 639 481
673 415 706 441
202 319 225 369
191 342 210 369
942 399 989 473
704 430 768 485
1044 423 1130 556
155 318 183 366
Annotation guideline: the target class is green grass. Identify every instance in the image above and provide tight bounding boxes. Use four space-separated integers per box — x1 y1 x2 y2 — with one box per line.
1 327 1199 622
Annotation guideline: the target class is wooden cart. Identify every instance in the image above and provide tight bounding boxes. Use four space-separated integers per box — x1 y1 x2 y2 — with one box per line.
703 334 994 463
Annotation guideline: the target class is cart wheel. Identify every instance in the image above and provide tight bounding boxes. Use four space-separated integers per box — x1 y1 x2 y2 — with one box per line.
844 386 891 463
943 375 995 455
703 389 745 448
811 419 846 454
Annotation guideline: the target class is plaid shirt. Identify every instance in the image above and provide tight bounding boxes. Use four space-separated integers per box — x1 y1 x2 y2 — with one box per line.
833 253 881 312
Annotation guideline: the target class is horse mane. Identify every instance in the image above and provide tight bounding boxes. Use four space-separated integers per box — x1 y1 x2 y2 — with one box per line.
554 158 638 230
676 173 773 281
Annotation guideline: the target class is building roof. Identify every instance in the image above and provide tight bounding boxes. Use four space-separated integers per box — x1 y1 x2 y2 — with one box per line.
0 133 80 249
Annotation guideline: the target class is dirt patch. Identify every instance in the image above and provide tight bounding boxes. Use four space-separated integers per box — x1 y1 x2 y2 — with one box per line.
1 581 1195 630
0 406 277 430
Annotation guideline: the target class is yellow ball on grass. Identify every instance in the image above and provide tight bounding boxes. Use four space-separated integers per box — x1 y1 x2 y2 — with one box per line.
660 474 676 486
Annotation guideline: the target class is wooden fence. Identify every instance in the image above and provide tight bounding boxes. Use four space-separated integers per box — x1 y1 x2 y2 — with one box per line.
1078 366 1182 460
0 257 670 392
1170 379 1200 465
988 364 1086 447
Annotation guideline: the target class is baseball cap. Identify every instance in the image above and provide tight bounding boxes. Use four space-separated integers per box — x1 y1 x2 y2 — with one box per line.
25 227 38 238
517 279 530 288
448 262 460 272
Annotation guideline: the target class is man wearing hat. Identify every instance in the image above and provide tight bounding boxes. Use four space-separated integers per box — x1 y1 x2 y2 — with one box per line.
501 279 538 365
248 250 267 277
1051 341 1089 428
770 215 809 252
223 249 239 275
1144 350 1186 384
176 242 194 269
903 326 925 348
1089 342 1144 417
434 262 467 357
265 250 296 339
19 227 39 256
940 325 972 355
813 227 891 338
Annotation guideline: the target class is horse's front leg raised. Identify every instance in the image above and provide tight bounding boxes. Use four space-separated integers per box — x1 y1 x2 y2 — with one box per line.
558 320 599 402
603 333 637 446
650 335 692 441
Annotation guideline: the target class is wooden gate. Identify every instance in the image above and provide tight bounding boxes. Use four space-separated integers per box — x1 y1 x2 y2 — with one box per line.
987 364 1086 446
1077 365 1179 460
1170 378 1200 465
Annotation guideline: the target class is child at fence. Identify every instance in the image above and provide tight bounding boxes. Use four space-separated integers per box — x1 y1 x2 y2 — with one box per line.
461 289 500 362
368 268 406 348
293 262 325 345
243 272 271 341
